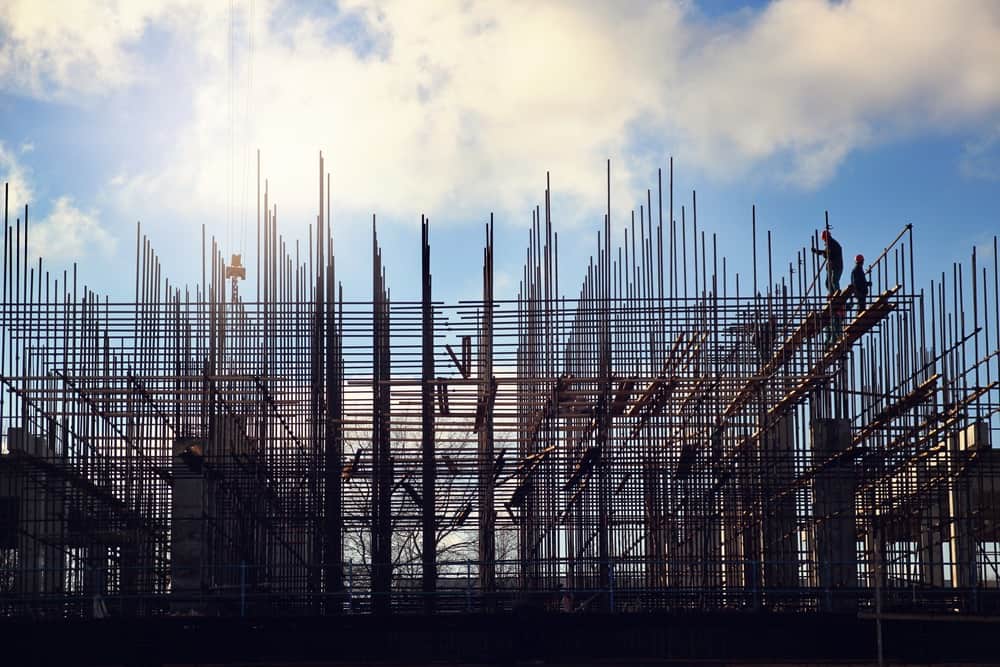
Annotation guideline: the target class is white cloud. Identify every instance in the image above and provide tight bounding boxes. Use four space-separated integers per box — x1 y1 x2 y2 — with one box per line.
18 141 34 154
0 143 116 262
112 0 669 229
664 0 1000 185
0 0 194 99
0 142 33 216
28 196 117 261
3 0 1000 229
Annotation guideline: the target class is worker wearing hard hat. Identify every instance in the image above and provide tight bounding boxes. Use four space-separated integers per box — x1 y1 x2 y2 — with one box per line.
811 230 843 295
851 254 871 312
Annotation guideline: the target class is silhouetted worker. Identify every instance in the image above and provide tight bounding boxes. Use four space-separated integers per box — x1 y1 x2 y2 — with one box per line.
851 254 871 312
812 230 843 294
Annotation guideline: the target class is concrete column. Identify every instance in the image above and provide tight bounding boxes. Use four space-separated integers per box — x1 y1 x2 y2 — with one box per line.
761 414 798 602
949 473 978 597
171 436 207 614
120 541 140 616
947 427 993 599
641 460 665 591
916 457 948 588
4 428 65 610
84 545 108 617
738 438 762 605
812 418 857 612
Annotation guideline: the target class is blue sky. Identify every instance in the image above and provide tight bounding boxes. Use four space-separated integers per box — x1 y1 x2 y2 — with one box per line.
0 0 998 304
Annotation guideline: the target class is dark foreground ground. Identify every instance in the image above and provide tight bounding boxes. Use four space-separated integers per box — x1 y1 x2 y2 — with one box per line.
0 611 996 666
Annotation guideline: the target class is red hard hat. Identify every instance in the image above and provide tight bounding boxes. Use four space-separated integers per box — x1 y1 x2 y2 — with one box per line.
855 254 864 263
821 230 829 241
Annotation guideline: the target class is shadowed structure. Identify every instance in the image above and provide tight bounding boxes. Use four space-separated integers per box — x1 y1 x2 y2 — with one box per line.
0 157 999 622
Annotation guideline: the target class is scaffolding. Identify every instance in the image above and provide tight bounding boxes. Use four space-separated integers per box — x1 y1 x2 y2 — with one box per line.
1 155 999 618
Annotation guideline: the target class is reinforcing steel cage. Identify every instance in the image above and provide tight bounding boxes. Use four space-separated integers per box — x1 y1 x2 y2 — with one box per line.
1 156 999 618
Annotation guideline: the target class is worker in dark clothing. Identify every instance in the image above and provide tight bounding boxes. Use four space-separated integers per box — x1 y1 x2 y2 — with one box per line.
826 303 847 348
851 254 871 312
811 230 843 294
752 315 777 364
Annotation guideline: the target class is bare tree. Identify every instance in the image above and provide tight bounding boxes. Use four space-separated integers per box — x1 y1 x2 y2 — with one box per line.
340 415 482 592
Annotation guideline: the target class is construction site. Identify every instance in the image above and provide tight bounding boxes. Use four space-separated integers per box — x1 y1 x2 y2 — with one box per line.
0 153 999 662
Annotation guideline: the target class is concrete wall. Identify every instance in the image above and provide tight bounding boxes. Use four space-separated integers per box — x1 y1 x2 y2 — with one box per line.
812 418 857 612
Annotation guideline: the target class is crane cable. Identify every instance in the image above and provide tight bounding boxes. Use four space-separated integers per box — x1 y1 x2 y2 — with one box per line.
227 0 255 259
227 0 234 256
239 0 255 257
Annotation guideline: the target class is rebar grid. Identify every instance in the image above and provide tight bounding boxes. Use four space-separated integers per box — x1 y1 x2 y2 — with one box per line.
0 156 998 618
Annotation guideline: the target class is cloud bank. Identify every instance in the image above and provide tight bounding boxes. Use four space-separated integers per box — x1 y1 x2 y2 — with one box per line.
2 0 1000 228
0 143 116 262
